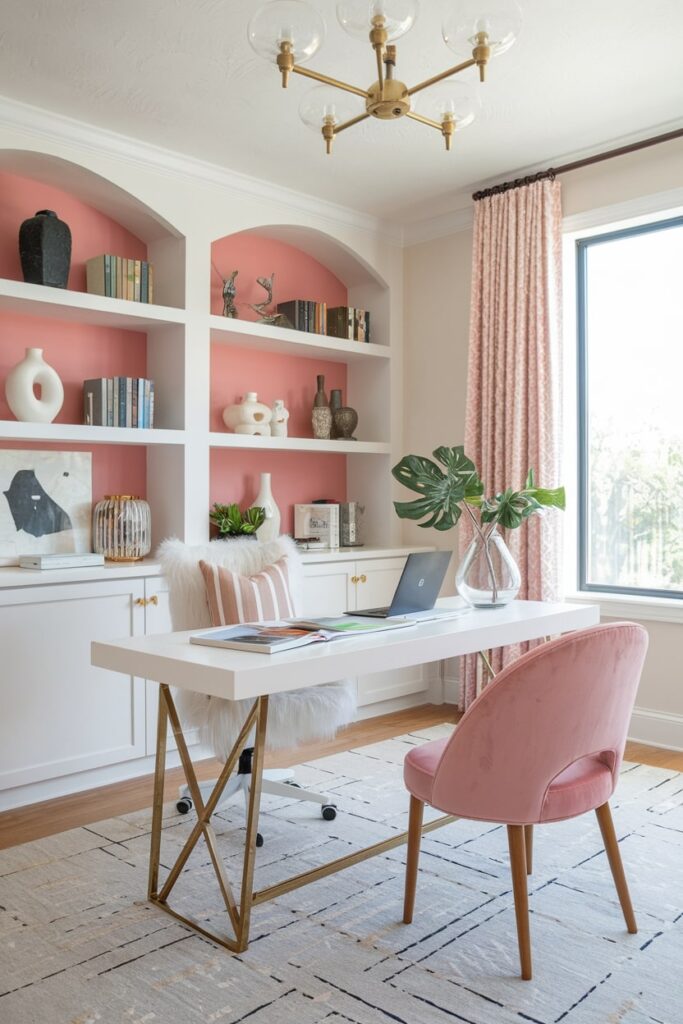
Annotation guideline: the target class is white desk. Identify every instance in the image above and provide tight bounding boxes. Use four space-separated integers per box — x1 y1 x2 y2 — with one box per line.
92 598 599 953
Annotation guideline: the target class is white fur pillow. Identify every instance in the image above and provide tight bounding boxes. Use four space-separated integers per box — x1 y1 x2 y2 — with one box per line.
157 535 303 631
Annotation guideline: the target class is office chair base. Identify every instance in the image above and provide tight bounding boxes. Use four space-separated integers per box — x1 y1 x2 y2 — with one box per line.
176 770 334 824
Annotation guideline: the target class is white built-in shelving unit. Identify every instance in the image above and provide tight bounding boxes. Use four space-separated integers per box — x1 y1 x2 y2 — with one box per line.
0 151 399 554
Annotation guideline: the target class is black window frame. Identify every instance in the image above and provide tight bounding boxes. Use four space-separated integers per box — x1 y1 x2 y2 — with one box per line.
576 214 683 600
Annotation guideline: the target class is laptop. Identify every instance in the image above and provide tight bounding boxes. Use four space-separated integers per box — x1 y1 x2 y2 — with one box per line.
347 551 453 619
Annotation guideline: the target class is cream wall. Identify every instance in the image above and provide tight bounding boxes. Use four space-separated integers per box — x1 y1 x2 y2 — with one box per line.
402 138 683 745
401 229 472 585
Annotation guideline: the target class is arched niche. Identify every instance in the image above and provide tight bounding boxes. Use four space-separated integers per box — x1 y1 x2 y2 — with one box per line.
0 150 181 242
0 150 185 306
210 223 390 347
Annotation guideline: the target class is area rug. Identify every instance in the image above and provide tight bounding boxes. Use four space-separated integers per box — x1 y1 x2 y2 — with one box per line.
1 724 682 1024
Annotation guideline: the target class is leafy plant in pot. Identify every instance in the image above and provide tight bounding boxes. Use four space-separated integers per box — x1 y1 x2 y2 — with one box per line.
392 446 565 608
210 502 265 539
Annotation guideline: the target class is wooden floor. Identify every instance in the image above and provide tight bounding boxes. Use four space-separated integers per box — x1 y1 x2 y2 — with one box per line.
0 704 681 851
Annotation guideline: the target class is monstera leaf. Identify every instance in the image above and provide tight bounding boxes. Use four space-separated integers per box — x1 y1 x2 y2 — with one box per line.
392 452 564 534
392 446 484 531
481 470 566 529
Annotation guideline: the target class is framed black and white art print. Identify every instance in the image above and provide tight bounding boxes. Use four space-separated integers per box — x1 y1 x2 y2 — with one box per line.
0 450 92 565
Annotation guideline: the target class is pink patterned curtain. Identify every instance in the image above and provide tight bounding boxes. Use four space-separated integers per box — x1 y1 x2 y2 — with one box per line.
460 178 563 709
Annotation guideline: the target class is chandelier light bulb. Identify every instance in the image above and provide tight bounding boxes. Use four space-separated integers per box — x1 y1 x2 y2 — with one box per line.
442 0 522 61
414 80 480 130
337 0 418 42
247 1 325 63
298 85 364 131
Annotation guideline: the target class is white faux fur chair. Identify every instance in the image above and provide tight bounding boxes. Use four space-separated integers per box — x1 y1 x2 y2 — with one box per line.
158 535 357 845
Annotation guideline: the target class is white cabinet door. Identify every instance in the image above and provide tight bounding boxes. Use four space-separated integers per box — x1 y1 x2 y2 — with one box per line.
301 561 354 617
354 557 406 611
354 557 432 707
0 578 146 798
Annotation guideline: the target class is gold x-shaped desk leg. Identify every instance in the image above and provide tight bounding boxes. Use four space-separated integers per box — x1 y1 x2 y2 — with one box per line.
147 683 455 952
148 685 268 952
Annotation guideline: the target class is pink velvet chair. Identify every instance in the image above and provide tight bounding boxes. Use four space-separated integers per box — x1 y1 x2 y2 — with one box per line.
403 622 649 980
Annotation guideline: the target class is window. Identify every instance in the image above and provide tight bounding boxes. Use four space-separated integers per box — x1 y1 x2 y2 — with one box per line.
577 215 683 599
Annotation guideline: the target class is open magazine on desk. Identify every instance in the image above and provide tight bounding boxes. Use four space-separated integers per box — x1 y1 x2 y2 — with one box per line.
189 616 416 655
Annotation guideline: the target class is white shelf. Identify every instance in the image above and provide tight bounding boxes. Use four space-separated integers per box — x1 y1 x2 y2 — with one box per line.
0 548 435 588
299 545 434 564
0 278 186 330
209 315 390 363
209 432 390 455
0 558 164 589
0 422 186 446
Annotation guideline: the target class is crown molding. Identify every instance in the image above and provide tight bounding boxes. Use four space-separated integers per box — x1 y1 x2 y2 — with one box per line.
464 118 683 199
0 94 403 245
399 118 683 247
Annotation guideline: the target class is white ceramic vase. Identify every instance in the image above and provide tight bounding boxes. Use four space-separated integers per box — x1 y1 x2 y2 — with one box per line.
254 472 280 542
271 399 289 437
222 392 272 436
5 347 64 423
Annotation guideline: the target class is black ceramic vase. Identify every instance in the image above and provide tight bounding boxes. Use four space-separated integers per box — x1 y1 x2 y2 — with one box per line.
19 210 72 288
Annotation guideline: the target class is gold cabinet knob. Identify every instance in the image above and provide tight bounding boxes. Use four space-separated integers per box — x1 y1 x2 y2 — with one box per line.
359 574 367 583
350 575 359 584
134 597 145 606
148 594 159 605
134 595 159 607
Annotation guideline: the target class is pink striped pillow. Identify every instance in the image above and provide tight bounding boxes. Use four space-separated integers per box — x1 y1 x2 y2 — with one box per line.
199 557 295 625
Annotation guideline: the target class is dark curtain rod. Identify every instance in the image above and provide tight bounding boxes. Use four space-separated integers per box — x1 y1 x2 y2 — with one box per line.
471 126 683 201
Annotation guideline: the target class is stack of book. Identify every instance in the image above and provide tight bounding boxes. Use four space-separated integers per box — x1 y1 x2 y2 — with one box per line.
86 255 154 303
276 300 327 334
326 306 371 343
83 377 155 428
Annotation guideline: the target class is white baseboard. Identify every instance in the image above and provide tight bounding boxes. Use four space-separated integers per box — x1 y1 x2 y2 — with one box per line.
0 744 213 813
628 706 683 752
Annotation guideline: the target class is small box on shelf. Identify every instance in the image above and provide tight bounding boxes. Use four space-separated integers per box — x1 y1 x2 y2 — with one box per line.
294 503 340 549
327 306 370 343
83 377 154 428
86 254 154 303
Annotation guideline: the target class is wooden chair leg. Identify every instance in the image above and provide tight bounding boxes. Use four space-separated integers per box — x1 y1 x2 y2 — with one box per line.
507 825 532 980
595 802 637 934
403 795 424 924
524 824 533 875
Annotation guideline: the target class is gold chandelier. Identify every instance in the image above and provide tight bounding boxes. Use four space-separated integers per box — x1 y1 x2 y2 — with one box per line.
248 1 522 154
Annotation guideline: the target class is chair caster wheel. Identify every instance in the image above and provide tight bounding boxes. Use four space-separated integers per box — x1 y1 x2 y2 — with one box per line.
176 797 193 814
256 833 264 848
322 804 337 821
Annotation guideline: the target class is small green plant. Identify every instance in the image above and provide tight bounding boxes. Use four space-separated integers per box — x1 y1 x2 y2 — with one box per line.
210 502 265 537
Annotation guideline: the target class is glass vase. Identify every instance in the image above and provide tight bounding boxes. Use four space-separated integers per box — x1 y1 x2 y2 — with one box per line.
93 495 152 562
455 528 521 608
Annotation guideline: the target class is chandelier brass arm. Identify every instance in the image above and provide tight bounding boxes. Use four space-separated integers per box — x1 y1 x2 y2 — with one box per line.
406 111 442 130
290 64 369 98
407 57 477 97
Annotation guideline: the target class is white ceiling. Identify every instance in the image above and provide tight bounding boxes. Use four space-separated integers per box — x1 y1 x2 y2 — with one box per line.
0 0 681 222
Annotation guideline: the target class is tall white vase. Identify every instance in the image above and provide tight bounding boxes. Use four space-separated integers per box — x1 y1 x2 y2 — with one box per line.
5 347 64 423
254 472 280 542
